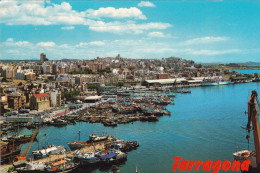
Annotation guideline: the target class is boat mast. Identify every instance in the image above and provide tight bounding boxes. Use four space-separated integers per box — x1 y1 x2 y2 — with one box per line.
247 90 260 168
78 130 80 142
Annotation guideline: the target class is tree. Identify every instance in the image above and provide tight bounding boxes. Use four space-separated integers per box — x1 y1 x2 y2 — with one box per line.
195 64 202 68
114 82 124 88
128 66 135 71
1 78 8 82
62 90 80 101
87 84 97 90
70 68 93 74
97 67 111 74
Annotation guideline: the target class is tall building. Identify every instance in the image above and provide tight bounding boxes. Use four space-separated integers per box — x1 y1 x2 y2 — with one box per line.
52 64 57 75
40 53 48 63
5 69 15 79
50 90 61 107
7 92 25 111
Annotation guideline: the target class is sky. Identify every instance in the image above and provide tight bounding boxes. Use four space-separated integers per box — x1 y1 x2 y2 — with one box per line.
0 0 260 63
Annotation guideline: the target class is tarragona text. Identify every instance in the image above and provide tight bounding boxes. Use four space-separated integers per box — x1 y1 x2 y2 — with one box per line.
172 157 250 172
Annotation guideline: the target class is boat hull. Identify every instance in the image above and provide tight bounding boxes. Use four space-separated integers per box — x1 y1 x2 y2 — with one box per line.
78 157 100 165
16 162 80 173
233 150 257 168
67 143 89 151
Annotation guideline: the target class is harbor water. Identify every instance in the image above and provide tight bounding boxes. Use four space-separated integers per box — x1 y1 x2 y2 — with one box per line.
230 69 260 74
15 82 260 172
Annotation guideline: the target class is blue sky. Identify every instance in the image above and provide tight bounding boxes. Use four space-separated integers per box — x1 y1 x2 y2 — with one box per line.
0 0 260 63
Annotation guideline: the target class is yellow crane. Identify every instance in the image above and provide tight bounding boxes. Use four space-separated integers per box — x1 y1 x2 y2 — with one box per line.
17 127 38 161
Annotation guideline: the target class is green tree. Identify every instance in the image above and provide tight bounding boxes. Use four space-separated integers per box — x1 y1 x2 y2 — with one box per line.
128 66 135 71
114 82 124 88
62 90 80 101
87 84 97 90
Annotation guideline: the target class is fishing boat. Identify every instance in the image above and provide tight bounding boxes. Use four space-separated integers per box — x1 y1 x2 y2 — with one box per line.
121 141 139 152
32 145 66 159
98 150 119 165
45 158 80 172
233 150 257 168
67 132 109 151
1 141 21 164
105 149 127 164
1 134 38 145
15 158 80 173
73 151 100 165
103 121 117 127
67 141 90 151
15 161 45 172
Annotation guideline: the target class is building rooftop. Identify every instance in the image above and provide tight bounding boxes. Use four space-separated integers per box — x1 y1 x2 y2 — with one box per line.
34 93 50 97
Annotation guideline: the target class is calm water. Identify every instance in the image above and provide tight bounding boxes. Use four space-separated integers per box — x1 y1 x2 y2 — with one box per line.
15 82 260 173
230 69 260 74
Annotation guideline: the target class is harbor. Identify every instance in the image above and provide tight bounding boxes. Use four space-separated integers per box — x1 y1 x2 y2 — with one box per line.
1 82 259 172
1 0 260 172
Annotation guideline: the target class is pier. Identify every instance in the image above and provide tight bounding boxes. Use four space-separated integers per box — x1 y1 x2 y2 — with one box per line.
1 141 107 172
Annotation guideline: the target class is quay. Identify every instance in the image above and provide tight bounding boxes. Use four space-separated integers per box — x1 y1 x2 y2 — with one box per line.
0 140 107 172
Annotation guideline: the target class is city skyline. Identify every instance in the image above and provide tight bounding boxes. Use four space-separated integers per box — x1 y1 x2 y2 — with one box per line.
0 0 260 63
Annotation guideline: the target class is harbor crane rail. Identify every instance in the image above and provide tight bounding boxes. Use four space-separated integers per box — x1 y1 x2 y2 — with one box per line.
246 90 260 168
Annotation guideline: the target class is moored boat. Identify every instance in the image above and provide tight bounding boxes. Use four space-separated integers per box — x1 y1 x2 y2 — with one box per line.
67 133 109 151
233 150 257 168
1 141 21 164
202 79 231 86
74 151 100 165
32 145 66 159
15 158 80 173
2 134 38 145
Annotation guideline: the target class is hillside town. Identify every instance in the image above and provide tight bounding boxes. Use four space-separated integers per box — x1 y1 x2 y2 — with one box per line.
1 54 260 172
0 53 260 117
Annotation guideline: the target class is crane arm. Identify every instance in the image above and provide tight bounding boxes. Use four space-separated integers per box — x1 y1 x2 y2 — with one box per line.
25 127 38 158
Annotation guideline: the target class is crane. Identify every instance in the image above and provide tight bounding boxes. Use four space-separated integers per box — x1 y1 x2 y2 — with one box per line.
246 90 260 168
16 126 38 161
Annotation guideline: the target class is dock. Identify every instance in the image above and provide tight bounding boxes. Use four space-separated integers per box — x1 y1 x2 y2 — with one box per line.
0 141 106 173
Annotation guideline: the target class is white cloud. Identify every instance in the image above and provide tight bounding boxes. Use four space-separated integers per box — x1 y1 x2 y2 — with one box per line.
0 1 171 34
0 38 247 60
76 41 105 47
37 42 56 47
85 7 146 20
2 38 32 47
138 1 155 7
187 49 241 56
89 21 172 34
0 1 146 25
61 26 75 30
89 41 105 46
148 32 165 38
6 38 14 42
181 36 229 46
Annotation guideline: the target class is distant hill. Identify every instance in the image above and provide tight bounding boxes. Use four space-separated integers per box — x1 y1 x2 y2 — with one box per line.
0 59 39 63
200 61 260 66
238 62 260 66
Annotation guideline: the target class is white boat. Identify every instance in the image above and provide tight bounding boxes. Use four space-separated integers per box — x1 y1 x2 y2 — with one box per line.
89 134 108 142
15 161 46 172
32 145 66 158
201 80 231 86
75 151 100 165
232 150 257 168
